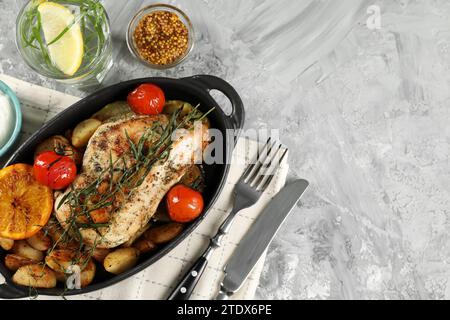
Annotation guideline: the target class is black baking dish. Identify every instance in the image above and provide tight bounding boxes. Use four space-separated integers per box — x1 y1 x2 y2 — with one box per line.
0 75 245 298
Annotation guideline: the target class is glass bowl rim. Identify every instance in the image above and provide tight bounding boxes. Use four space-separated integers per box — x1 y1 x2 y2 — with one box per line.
0 80 22 158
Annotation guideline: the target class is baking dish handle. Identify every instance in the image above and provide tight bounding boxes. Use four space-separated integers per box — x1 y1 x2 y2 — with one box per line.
182 75 245 132
0 283 27 299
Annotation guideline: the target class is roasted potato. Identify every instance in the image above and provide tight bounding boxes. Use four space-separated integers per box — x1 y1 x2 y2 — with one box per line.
26 230 52 251
44 223 78 250
80 259 96 288
43 221 62 243
45 249 88 273
64 128 74 142
144 223 184 245
89 247 111 264
53 259 95 288
56 240 79 251
72 118 102 148
180 165 204 191
0 237 14 251
92 101 132 122
5 254 37 271
134 238 157 254
54 271 67 282
12 240 44 262
104 248 139 275
34 135 82 165
12 264 57 289
163 100 193 116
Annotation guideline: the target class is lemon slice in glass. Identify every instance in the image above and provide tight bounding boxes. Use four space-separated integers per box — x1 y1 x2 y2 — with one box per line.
38 1 84 76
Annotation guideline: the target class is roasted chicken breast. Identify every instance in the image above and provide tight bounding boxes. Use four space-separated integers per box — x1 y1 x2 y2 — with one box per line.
55 114 209 248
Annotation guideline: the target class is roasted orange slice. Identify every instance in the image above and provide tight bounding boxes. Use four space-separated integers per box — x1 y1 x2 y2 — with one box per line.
0 164 53 240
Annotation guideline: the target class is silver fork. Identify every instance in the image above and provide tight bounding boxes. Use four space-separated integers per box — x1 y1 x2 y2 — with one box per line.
167 138 288 300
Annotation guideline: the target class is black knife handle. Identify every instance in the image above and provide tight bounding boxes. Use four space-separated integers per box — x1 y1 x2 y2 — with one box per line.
167 256 209 300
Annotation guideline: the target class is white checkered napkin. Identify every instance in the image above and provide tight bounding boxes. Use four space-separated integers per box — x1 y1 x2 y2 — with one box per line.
0 74 289 300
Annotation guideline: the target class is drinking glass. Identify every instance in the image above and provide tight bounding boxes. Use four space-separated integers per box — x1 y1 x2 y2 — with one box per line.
16 0 113 88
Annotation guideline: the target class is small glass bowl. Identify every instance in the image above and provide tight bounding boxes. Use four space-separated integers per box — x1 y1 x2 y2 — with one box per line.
0 81 22 158
126 4 195 69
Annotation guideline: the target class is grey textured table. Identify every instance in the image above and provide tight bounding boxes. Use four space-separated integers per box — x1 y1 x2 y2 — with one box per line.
1 0 450 299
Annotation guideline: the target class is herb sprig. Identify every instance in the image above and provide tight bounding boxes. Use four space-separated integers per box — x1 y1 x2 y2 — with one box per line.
56 106 212 249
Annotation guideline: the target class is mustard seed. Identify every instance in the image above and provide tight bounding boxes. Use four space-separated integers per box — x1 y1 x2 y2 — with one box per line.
133 11 189 66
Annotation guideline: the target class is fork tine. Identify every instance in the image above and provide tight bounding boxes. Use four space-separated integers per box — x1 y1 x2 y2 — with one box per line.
240 137 272 181
250 143 283 188
240 137 271 181
245 140 278 185
256 147 288 191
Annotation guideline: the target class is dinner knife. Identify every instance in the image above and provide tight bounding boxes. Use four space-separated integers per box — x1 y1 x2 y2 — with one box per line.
215 179 309 299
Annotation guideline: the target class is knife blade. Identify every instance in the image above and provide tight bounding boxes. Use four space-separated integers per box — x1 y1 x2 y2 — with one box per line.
216 179 309 299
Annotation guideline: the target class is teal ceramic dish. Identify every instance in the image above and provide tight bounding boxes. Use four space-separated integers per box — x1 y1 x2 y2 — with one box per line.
0 80 22 158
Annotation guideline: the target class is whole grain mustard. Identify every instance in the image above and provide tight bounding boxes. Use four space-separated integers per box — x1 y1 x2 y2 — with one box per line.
133 11 189 66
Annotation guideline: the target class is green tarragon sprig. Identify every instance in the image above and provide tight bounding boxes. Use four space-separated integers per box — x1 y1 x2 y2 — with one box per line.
56 105 213 248
21 0 108 73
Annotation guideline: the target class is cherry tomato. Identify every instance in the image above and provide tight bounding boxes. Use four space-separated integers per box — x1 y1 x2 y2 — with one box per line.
33 151 77 190
166 185 204 223
127 83 165 115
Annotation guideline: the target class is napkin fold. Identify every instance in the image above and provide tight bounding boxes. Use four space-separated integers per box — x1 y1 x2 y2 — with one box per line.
0 74 289 300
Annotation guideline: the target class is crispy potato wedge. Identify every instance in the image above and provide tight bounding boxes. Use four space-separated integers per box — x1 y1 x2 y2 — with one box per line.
26 230 52 251
12 240 44 262
92 101 132 122
12 264 57 289
134 238 157 254
34 135 82 165
104 248 139 275
5 254 37 271
72 118 102 148
45 249 88 273
144 223 184 245
0 237 14 251
80 259 96 288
